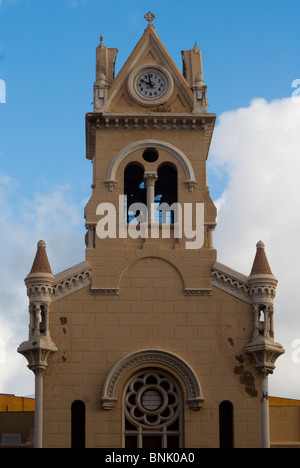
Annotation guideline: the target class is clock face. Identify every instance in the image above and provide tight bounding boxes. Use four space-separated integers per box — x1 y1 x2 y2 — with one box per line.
136 70 165 99
127 64 173 106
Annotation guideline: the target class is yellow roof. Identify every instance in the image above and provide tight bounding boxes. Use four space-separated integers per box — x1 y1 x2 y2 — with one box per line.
0 394 35 412
269 396 300 407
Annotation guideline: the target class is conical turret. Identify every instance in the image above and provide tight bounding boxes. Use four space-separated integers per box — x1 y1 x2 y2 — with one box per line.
244 241 285 448
25 240 55 308
24 241 55 338
244 241 284 375
248 241 278 306
29 240 53 275
18 242 58 448
18 240 57 372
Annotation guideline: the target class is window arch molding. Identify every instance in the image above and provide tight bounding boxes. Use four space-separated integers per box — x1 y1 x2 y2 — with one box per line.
105 140 197 192
102 349 204 411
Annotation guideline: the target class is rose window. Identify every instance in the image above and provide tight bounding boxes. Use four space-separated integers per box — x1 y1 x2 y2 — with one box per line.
124 371 182 448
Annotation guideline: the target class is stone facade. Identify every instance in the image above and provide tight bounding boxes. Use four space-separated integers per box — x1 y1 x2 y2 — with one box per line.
18 14 284 448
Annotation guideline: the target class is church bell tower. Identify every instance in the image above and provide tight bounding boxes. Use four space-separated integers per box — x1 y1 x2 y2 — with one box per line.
18 13 284 449
85 12 217 295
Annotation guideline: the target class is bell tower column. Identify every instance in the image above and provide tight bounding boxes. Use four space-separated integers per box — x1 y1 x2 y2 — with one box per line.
143 171 158 223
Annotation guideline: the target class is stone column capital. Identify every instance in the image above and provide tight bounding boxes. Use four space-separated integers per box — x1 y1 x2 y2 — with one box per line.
143 171 158 186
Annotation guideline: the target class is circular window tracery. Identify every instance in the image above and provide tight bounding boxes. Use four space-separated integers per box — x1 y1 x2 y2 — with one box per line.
124 372 180 429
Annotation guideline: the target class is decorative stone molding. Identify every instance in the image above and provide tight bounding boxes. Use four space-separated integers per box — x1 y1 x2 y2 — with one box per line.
26 280 54 304
17 340 58 376
86 113 216 163
248 274 277 305
104 179 117 192
52 261 91 302
184 289 212 296
102 349 204 411
143 171 158 186
104 139 197 192
184 180 197 192
90 288 119 296
211 262 251 304
244 339 285 375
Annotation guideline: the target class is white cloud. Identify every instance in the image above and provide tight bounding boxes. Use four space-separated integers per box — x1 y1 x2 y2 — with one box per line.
0 179 85 395
209 97 300 398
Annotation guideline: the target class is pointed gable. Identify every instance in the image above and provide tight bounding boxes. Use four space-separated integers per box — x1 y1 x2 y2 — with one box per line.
107 23 194 113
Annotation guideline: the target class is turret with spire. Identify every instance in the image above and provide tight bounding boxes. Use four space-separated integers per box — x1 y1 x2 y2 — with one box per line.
245 240 284 372
244 241 285 448
18 240 57 448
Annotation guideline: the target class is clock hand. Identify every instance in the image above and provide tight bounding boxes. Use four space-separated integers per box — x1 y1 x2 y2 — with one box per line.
140 79 152 88
147 73 154 88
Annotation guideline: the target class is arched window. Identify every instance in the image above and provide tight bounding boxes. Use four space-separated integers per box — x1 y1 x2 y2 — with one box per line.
219 401 234 448
123 371 183 449
71 400 86 449
124 164 146 223
155 164 178 224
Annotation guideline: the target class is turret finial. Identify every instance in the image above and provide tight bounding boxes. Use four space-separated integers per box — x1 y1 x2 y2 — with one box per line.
100 35 104 49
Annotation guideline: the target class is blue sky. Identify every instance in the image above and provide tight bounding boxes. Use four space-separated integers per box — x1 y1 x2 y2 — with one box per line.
0 0 299 203
0 0 300 398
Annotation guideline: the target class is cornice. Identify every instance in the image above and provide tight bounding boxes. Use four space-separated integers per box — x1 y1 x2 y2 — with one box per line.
211 262 252 304
86 112 216 160
51 259 276 305
52 261 91 302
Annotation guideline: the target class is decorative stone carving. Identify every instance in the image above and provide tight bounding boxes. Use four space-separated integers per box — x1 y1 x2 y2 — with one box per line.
52 263 91 302
184 180 197 192
244 338 285 376
144 11 155 24
104 139 197 192
17 341 58 376
184 289 212 296
104 179 117 192
211 263 251 304
102 349 204 411
90 288 119 296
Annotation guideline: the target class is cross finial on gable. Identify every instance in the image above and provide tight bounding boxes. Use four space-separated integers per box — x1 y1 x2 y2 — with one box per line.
144 11 155 25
